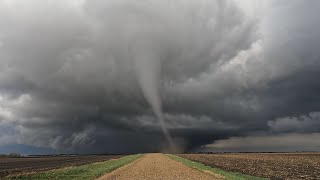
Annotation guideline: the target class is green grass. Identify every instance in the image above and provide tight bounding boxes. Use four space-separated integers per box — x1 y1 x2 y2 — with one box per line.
6 154 143 180
167 154 269 180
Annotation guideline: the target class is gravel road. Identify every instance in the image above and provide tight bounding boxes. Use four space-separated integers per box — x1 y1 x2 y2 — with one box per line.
98 153 223 180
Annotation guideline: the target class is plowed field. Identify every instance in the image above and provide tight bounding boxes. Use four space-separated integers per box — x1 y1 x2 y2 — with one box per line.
0 155 123 178
179 153 320 180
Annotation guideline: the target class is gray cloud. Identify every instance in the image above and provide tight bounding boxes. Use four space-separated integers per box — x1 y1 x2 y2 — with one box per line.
0 0 320 153
268 112 320 133
203 133 320 152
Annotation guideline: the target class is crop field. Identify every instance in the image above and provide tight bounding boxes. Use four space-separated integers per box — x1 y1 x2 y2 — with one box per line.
179 153 320 180
0 155 123 178
2 153 319 179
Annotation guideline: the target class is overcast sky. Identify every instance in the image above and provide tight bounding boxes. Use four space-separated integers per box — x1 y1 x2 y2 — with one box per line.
0 0 320 154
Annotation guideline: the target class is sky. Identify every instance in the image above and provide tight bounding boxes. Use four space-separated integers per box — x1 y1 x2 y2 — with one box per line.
0 0 320 154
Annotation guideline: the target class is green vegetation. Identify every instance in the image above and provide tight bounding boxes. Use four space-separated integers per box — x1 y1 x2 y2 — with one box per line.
167 154 269 180
7 154 142 180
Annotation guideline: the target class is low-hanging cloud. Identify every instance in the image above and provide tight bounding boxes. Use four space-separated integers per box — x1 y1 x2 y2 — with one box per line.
203 133 320 152
0 0 320 153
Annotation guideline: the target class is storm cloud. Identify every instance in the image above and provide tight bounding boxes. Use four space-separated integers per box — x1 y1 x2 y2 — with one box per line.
0 0 320 153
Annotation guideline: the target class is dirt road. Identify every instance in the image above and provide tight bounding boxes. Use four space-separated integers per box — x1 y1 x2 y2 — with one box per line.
98 153 223 180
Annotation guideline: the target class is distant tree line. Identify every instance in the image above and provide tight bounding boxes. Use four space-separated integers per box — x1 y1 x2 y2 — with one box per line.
0 153 22 157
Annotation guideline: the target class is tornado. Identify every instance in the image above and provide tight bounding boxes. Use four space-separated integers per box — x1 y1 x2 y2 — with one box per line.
133 44 174 148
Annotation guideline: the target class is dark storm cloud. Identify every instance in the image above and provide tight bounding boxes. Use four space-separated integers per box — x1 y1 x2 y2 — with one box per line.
0 0 320 153
202 133 320 152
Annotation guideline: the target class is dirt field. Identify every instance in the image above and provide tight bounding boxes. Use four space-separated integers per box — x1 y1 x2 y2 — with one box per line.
0 155 123 178
179 153 320 180
98 153 223 180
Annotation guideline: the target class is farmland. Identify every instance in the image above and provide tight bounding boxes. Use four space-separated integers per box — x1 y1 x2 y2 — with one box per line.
179 153 320 180
0 155 123 178
2 153 320 179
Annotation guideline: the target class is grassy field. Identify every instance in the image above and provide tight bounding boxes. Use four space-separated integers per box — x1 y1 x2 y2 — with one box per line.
167 154 269 180
5 154 142 180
